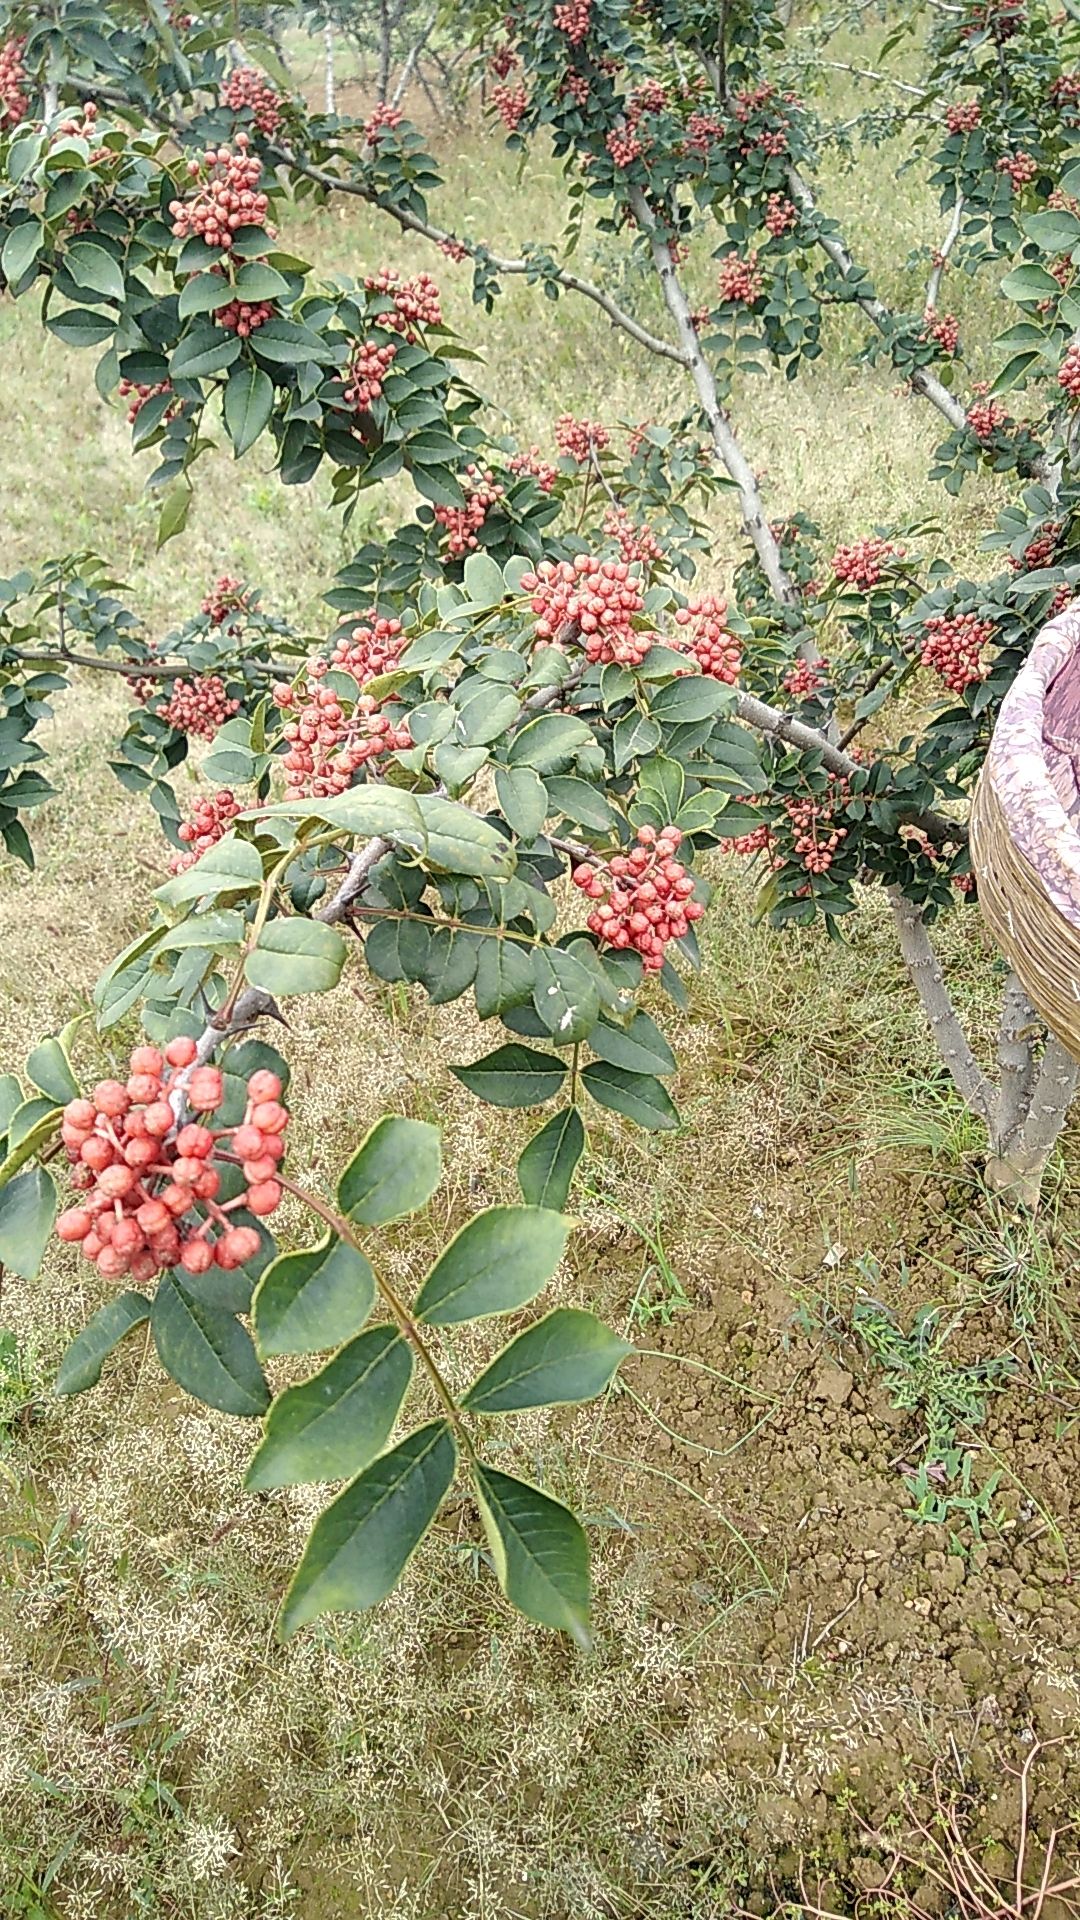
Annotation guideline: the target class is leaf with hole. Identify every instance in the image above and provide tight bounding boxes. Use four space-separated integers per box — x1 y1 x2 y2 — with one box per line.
413 1205 569 1324
337 1115 442 1224
253 1232 376 1356
531 946 599 1044
247 1327 412 1487
463 1307 630 1413
472 1462 591 1647
278 1419 457 1638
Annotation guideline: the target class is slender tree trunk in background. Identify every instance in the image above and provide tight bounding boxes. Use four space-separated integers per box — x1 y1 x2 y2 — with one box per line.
377 0 392 102
324 23 336 116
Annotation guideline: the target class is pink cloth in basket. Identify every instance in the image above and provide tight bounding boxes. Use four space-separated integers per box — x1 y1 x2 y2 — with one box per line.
985 604 1080 926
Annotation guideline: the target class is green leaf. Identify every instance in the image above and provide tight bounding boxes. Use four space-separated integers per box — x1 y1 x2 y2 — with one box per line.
463 1307 629 1413
47 307 115 347
224 363 274 456
516 1106 585 1210
589 1011 675 1077
157 908 246 953
155 834 262 907
473 937 535 1019
55 1291 150 1396
495 764 549 841
337 1115 442 1224
507 713 594 775
25 1036 79 1104
151 1272 269 1416
1023 210 1080 252
544 775 620 833
0 1165 57 1279
250 786 427 851
245 918 347 996
462 549 507 607
531 946 599 1044
1000 263 1065 301
278 1420 457 1638
0 1074 22 1137
1 218 43 287
233 260 290 301
450 1043 566 1107
472 1463 591 1647
178 270 234 318
253 1231 376 1357
413 1205 569 1325
247 1327 412 1487
989 349 1040 397
64 240 126 304
156 483 191 549
613 710 661 774
414 794 515 879
170 327 241 380
649 677 732 725
581 1061 679 1130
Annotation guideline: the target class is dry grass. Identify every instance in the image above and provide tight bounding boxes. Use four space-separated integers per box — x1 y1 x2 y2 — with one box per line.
0 39 1076 1920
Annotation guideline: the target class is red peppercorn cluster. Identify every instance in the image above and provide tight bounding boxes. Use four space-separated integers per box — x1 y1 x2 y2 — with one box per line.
604 505 662 568
509 445 558 492
920 611 994 692
922 308 960 356
222 65 282 136
55 1041 288 1283
54 101 108 162
946 101 981 133
433 465 505 557
682 109 724 157
554 414 609 462
782 788 850 875
1009 523 1061 573
520 554 651 666
764 193 798 238
627 420 651 458
0 36 28 128
365 102 403 143
1050 582 1075 618
215 293 276 337
553 0 590 42
272 681 411 798
344 336 397 408
673 594 741 683
202 575 251 628
832 535 905 589
966 396 1011 438
159 675 240 741
560 71 590 109
364 267 442 342
314 610 406 688
782 656 829 699
1059 343 1080 399
118 378 176 425
170 790 242 873
438 236 468 263
573 825 703 971
1051 72 1080 104
960 0 1024 38
169 136 270 250
606 123 643 168
490 43 518 78
492 81 528 130
716 250 764 305
1050 188 1080 215
996 150 1038 189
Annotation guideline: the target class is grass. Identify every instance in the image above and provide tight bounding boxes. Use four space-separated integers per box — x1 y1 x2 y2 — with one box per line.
0 28 1079 1920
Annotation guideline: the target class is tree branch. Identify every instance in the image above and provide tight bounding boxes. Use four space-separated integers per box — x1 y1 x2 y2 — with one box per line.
625 184 800 609
888 888 995 1125
266 146 689 366
926 196 964 315
992 972 1042 1155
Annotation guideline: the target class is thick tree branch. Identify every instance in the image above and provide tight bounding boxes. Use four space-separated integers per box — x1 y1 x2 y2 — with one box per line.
625 185 799 608
888 888 995 1125
992 972 1042 1155
1013 1036 1080 1173
266 146 689 366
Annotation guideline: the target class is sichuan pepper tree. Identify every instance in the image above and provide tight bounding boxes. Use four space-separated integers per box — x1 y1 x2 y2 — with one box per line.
3 0 1080 1646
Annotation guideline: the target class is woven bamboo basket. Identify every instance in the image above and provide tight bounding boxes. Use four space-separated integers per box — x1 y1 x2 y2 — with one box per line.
970 602 1080 1064
971 764 1080 1061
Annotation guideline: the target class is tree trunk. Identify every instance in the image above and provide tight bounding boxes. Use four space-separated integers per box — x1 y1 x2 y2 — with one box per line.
324 24 336 116
377 0 392 103
888 890 995 1126
986 1034 1080 1206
